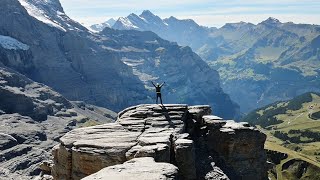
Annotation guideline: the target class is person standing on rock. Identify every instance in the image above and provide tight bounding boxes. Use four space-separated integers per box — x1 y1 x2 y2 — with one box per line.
151 81 165 104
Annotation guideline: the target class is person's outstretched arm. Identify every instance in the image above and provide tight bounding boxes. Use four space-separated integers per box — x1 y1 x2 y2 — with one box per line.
151 81 156 87
160 82 165 87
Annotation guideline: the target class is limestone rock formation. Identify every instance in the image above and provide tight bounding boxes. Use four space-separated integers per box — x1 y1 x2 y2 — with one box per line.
82 157 179 180
0 66 116 180
52 104 267 180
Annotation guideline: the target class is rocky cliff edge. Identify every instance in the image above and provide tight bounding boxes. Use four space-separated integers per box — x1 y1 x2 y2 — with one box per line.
51 104 267 180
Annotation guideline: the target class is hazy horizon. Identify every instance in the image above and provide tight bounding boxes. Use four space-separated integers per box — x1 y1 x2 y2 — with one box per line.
59 0 320 28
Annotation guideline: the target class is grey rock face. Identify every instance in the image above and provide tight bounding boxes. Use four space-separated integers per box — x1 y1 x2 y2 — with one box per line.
0 44 34 74
174 138 196 179
203 117 267 179
0 66 116 180
0 66 72 121
52 104 267 180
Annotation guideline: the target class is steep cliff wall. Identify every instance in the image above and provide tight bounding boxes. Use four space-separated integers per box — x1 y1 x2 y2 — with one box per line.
52 104 267 180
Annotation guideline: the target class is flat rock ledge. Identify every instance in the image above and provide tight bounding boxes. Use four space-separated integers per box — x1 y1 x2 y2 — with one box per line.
52 104 267 180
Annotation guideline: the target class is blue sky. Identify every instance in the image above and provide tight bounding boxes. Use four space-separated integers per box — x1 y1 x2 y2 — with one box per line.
59 0 320 27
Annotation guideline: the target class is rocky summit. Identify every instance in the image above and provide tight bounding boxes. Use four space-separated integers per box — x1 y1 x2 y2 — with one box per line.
51 104 267 180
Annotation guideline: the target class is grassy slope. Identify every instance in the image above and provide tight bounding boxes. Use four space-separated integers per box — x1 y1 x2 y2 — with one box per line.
243 92 320 179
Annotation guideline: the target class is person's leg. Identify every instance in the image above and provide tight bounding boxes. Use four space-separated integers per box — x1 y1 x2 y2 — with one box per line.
160 94 163 104
156 94 159 104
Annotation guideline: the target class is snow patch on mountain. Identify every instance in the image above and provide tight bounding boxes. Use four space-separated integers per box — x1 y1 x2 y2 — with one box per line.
0 35 29 50
90 18 116 32
117 17 139 30
18 0 66 31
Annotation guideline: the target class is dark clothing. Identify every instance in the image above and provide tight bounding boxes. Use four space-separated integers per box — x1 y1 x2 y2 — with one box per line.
156 86 161 93
156 93 163 104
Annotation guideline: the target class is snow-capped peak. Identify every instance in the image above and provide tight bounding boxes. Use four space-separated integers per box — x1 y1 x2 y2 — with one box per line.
90 18 117 32
0 35 29 50
17 0 87 32
18 0 67 31
117 17 139 29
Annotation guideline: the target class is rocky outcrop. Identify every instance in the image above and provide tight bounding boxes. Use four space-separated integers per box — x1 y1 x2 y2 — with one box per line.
203 118 267 179
52 104 267 180
0 66 116 180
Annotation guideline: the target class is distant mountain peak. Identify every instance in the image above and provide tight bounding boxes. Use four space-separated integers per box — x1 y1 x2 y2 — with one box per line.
128 13 138 17
141 10 155 17
167 16 178 20
221 21 254 29
106 18 116 25
139 10 163 24
261 17 281 25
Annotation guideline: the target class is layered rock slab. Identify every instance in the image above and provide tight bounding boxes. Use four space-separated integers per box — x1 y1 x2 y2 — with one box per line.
52 104 267 180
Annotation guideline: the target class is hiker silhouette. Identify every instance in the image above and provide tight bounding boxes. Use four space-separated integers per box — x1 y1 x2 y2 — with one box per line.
151 81 165 104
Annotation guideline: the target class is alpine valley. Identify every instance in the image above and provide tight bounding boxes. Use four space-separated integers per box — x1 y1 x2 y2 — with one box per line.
99 10 320 113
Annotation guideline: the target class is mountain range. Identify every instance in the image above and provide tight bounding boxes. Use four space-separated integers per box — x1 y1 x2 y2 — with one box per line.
97 10 320 113
0 1 238 119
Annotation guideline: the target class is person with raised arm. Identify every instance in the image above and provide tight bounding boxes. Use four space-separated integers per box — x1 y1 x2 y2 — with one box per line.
151 81 165 104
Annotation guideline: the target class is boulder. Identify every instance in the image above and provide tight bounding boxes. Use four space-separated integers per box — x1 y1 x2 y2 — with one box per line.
82 157 178 180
